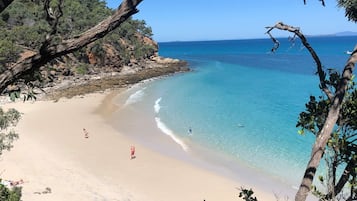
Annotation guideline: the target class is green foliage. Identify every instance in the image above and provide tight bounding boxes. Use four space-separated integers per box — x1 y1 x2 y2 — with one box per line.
337 0 357 22
0 0 155 72
130 19 154 38
0 0 157 100
75 63 89 75
0 108 21 200
0 108 21 156
1 0 48 49
90 41 106 64
0 182 22 201
59 0 111 37
9 91 20 102
238 187 258 201
296 95 330 135
0 39 21 71
134 44 156 59
296 69 357 199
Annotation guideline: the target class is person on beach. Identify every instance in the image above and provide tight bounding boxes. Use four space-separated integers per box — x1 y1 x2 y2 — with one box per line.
83 128 89 138
1 179 24 188
188 127 192 135
130 145 136 159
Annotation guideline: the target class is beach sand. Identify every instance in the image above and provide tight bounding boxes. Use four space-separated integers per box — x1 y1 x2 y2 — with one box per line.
0 89 307 201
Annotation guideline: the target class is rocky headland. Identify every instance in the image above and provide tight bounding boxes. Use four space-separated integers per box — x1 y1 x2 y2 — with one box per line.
46 56 189 101
3 35 189 103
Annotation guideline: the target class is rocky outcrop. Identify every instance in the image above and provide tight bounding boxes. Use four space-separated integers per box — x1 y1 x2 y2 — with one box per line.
2 32 189 102
45 57 189 101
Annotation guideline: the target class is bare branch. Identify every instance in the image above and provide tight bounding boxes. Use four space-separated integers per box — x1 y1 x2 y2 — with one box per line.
0 0 143 93
303 0 325 6
265 29 280 53
266 22 333 101
44 0 64 35
40 0 64 54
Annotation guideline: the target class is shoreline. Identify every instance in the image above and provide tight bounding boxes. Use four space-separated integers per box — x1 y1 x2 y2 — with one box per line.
0 89 281 201
110 81 316 201
0 76 317 201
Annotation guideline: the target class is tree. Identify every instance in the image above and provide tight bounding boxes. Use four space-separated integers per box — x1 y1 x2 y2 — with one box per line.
265 1 357 200
296 75 357 201
337 0 357 22
265 21 357 201
0 0 143 94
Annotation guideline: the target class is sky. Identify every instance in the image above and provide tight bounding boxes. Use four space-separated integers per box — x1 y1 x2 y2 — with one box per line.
106 0 357 42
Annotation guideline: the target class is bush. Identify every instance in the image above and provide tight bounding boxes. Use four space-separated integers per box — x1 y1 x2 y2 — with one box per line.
0 182 22 201
75 64 89 75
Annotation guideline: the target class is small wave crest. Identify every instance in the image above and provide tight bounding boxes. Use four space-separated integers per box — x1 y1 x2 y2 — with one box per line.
124 88 146 106
154 97 162 114
155 117 189 152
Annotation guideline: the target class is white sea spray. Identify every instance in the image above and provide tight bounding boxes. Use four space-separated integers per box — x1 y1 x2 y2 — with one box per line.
154 97 162 114
124 87 146 106
155 117 189 152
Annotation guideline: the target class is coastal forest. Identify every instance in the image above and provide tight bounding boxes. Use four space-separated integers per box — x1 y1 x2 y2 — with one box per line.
0 0 357 201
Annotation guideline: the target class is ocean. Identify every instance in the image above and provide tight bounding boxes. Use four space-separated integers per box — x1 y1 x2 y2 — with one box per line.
114 36 356 189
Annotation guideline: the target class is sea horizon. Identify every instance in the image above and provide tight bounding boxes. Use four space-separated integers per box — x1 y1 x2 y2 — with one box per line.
156 32 357 43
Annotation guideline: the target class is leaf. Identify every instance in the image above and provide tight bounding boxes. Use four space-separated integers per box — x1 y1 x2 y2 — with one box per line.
318 175 324 183
298 129 305 135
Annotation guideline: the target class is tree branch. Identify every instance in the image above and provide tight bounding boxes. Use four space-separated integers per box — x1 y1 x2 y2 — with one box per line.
266 22 333 101
303 0 325 6
40 0 64 54
321 157 356 200
0 0 143 93
44 0 63 35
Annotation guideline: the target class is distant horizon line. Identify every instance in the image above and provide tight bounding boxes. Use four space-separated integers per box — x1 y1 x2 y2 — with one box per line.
157 32 357 43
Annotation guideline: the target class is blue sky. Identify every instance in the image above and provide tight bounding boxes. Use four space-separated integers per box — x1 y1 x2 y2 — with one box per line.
106 0 357 42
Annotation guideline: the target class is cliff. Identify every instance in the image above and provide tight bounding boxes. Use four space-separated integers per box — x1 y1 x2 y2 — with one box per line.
36 35 189 101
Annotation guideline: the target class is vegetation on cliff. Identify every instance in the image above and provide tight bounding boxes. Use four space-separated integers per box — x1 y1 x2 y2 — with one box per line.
0 0 185 100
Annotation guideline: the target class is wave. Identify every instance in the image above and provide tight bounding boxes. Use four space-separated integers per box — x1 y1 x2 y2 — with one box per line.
154 97 162 114
124 87 146 106
154 117 189 152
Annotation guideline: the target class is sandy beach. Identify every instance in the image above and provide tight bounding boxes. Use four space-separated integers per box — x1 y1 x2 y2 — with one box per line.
0 88 305 201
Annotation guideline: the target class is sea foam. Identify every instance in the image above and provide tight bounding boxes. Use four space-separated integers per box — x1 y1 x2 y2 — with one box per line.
154 98 162 113
155 117 189 152
124 87 146 106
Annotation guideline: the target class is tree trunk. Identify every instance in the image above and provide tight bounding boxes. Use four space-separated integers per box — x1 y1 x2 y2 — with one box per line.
295 50 357 201
0 0 143 93
295 106 341 201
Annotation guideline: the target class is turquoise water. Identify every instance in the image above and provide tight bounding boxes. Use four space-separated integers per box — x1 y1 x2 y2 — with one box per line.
119 36 356 187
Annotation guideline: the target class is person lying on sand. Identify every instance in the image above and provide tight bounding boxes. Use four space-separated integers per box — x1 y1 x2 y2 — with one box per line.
1 179 25 188
83 128 89 138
